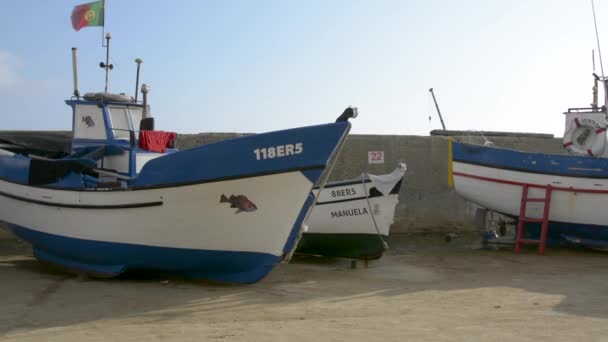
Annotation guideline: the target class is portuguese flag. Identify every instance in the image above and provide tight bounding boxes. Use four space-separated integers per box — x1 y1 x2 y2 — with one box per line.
71 0 105 31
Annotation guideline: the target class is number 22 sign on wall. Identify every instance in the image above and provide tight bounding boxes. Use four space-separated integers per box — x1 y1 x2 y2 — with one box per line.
368 151 384 164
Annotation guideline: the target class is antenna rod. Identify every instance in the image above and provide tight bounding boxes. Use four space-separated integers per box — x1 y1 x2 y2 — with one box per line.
71 47 80 98
134 58 143 102
593 74 599 109
592 0 605 78
592 50 599 108
104 32 111 94
592 0 608 107
429 88 447 130
141 83 150 119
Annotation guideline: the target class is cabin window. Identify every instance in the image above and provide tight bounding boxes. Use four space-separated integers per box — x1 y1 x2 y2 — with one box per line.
73 105 106 139
130 107 143 131
108 106 131 140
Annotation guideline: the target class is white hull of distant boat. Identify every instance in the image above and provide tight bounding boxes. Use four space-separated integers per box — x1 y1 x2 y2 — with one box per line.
452 161 608 227
307 188 398 236
296 165 405 259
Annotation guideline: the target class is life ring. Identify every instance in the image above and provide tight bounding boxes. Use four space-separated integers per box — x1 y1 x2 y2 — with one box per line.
562 117 607 156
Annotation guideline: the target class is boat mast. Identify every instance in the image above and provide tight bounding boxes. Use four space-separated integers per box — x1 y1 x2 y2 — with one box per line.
592 0 608 109
429 88 447 130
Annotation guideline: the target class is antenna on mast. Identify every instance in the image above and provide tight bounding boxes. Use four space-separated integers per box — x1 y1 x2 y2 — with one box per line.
134 58 143 102
99 32 113 94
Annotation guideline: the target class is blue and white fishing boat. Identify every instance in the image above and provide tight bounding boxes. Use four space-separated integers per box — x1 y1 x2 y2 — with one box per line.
0 37 354 283
449 73 608 252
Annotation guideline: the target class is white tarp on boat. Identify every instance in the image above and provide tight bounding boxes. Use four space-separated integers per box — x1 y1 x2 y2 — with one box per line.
366 163 407 195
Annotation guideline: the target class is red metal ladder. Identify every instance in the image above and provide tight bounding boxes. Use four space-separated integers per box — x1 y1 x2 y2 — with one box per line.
514 184 553 255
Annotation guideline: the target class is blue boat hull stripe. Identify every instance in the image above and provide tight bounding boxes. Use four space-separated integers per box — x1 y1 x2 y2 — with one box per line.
0 189 164 209
4 222 280 284
452 141 608 179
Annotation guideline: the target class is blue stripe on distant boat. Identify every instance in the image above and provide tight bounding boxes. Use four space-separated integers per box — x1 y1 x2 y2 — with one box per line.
2 222 280 284
452 141 608 178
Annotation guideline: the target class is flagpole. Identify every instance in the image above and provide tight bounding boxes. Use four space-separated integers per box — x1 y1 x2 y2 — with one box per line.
100 0 110 94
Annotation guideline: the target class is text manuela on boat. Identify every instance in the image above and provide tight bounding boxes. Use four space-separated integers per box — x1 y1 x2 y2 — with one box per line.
0 34 357 283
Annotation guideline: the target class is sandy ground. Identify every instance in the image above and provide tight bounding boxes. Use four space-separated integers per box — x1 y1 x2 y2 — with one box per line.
1 234 608 342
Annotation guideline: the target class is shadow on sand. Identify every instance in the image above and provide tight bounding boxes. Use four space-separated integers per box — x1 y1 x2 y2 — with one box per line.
1 232 608 336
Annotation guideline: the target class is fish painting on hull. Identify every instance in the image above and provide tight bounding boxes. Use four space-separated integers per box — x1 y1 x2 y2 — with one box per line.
220 194 258 214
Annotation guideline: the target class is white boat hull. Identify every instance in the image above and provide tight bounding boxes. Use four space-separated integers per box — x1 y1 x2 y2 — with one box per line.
453 162 608 226
0 171 314 282
296 168 404 259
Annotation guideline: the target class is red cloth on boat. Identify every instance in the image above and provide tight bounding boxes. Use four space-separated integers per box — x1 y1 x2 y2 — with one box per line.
138 130 176 153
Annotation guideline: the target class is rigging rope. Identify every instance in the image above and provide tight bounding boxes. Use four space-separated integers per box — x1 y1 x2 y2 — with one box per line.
361 173 389 251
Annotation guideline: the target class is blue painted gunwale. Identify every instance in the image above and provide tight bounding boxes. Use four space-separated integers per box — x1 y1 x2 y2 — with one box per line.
133 121 351 188
452 141 608 179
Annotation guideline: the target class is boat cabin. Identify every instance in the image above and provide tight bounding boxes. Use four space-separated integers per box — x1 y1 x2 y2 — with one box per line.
66 92 176 180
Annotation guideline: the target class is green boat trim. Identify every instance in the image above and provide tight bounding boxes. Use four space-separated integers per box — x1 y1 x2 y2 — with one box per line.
296 233 388 260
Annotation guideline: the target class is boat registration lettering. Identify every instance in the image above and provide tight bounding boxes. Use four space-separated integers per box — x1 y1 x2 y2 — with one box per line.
254 143 303 160
331 188 357 198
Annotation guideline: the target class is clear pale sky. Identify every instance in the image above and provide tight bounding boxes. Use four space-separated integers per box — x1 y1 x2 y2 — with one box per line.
1 0 607 137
